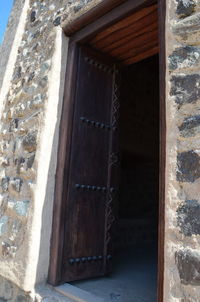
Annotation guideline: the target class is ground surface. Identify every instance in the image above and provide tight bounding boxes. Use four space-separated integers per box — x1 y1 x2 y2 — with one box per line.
72 243 157 302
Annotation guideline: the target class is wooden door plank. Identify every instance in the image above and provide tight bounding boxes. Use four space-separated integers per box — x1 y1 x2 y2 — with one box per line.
91 4 157 45
61 47 117 282
95 17 158 53
110 30 158 59
48 42 79 285
122 46 159 65
91 9 158 50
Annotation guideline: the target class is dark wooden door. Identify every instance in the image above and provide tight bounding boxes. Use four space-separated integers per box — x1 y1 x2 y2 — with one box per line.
61 47 119 282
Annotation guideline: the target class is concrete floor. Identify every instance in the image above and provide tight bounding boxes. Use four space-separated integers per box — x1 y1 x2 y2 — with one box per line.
71 243 158 302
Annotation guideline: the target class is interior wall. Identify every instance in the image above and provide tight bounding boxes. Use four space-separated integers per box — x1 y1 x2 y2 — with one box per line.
116 55 159 249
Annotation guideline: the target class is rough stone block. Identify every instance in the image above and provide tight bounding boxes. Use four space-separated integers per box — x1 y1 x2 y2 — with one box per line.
176 0 196 18
27 154 35 169
1 177 10 193
14 201 30 217
177 199 200 236
30 11 36 23
22 132 37 152
179 115 200 137
170 74 200 107
11 178 23 193
175 249 200 285
0 216 8 237
177 150 200 182
169 46 200 70
173 12 200 44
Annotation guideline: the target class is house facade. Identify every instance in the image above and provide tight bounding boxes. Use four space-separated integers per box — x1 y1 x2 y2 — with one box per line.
0 0 200 301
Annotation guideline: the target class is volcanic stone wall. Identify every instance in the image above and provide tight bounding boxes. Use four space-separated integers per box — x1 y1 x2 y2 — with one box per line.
0 0 200 301
0 0 103 301
165 0 200 301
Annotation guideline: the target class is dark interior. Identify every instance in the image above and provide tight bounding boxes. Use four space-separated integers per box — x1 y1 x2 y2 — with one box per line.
116 54 159 250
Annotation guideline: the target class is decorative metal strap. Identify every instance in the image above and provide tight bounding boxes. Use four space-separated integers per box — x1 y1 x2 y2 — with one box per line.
69 255 111 265
75 184 115 193
80 117 117 131
85 56 114 74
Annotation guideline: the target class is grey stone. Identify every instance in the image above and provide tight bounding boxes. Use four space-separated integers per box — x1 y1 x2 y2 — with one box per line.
74 4 84 13
31 30 40 40
2 279 14 300
15 295 30 302
40 62 50 74
22 132 37 152
39 76 48 89
175 249 200 285
27 72 35 83
12 66 22 83
169 46 200 70
173 12 200 43
30 11 36 22
9 119 19 132
27 154 35 169
23 85 37 95
53 16 61 26
176 0 196 18
1 177 10 192
179 115 200 137
15 157 25 174
170 74 200 107
177 200 200 236
14 201 30 217
10 220 22 241
1 241 11 258
177 150 200 182
12 178 23 192
0 216 8 237
41 297 59 302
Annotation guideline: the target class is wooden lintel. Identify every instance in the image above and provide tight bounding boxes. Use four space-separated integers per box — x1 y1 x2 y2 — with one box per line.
63 0 157 41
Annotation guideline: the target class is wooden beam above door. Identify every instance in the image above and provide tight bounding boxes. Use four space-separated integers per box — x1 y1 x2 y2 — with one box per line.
88 3 159 65
64 0 157 42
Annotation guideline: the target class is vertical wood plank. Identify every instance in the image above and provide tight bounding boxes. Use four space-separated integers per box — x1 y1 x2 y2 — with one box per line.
48 42 78 285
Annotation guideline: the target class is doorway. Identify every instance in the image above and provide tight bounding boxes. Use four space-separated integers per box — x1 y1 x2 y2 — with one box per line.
69 54 159 302
49 1 166 301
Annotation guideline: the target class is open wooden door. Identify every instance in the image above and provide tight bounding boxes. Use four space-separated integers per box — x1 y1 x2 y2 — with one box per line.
61 46 119 282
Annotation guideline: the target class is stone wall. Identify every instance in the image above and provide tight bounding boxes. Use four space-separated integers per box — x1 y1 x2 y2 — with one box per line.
165 0 200 301
0 0 103 299
1 0 200 301
0 0 25 92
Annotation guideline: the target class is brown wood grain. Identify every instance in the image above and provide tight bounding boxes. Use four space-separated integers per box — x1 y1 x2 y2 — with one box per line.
109 29 158 59
87 3 158 66
48 42 79 285
95 17 158 53
91 4 157 45
123 46 159 65
61 47 117 282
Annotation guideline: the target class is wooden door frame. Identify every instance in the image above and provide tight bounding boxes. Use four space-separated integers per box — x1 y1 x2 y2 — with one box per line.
49 1 166 302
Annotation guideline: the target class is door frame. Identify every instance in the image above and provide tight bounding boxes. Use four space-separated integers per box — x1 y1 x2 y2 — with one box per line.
48 1 166 301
